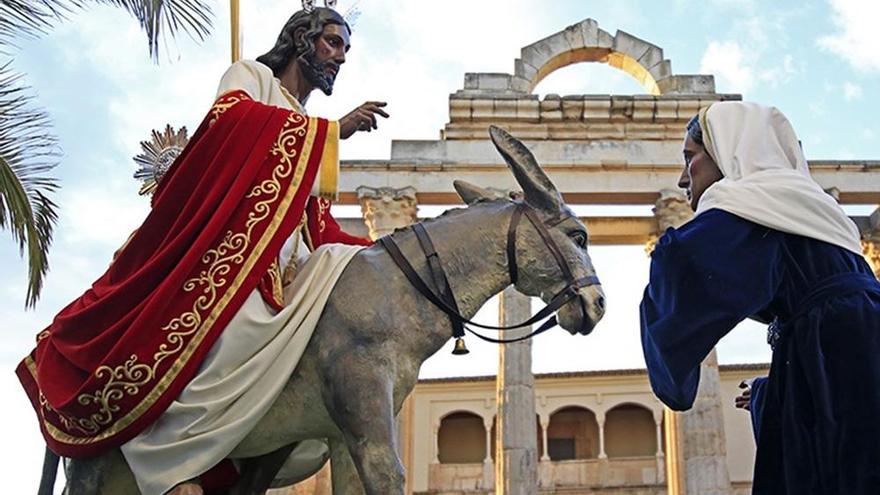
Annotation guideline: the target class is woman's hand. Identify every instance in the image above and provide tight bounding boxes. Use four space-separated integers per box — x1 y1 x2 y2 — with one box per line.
735 378 757 411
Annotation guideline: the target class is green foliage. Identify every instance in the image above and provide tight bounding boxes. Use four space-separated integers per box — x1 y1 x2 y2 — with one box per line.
0 1 213 58
0 0 213 307
0 64 58 307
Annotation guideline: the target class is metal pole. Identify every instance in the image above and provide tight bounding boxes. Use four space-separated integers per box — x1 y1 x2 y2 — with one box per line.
230 0 241 63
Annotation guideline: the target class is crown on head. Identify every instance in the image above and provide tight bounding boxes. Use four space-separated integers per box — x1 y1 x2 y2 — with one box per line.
301 0 360 26
302 0 336 11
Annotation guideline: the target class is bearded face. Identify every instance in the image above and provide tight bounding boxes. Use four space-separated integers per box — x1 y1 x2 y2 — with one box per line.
299 22 349 96
300 54 339 95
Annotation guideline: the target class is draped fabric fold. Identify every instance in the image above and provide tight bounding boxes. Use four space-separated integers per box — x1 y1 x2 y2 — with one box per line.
17 90 333 457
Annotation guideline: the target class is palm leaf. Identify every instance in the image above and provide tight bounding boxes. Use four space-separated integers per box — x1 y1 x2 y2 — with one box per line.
0 0 213 307
0 0 213 59
95 1 213 60
0 64 59 308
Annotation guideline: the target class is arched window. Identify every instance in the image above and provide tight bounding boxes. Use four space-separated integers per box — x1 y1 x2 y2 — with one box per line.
438 411 486 463
604 404 657 458
547 406 599 460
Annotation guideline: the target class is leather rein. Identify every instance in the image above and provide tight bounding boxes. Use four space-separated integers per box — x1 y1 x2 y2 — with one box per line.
378 201 600 346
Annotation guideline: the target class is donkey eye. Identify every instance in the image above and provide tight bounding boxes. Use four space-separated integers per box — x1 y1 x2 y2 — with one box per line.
569 230 587 248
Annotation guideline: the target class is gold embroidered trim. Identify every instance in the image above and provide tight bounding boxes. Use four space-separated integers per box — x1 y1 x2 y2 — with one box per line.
317 197 330 233
281 213 309 287
267 259 283 306
318 121 339 200
41 107 319 445
210 91 251 125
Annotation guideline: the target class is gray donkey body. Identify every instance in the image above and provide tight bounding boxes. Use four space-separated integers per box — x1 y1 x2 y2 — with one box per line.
58 127 606 495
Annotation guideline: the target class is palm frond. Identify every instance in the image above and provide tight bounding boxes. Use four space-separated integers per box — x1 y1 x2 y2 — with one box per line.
0 0 213 60
0 63 59 308
0 0 84 47
94 0 213 60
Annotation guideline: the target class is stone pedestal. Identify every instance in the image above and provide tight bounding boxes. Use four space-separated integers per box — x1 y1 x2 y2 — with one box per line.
495 287 538 495
356 186 418 240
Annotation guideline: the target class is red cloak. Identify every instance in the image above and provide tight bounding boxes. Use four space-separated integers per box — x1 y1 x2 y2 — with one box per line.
16 90 341 457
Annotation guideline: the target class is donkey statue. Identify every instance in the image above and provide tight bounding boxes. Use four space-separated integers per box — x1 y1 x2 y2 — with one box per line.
56 126 606 495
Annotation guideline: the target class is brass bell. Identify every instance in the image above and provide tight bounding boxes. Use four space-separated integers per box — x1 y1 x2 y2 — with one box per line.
452 337 470 355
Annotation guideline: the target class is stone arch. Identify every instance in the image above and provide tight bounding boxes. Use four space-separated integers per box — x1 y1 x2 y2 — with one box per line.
547 405 599 460
604 403 657 458
458 18 714 96
437 411 486 463
516 19 667 95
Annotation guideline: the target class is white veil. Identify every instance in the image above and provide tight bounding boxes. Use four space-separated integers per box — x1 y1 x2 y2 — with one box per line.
695 101 862 254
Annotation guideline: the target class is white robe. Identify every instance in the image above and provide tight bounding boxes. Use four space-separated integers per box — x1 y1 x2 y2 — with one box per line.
120 60 360 495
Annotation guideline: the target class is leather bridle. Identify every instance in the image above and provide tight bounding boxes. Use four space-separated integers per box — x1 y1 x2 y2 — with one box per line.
379 201 601 347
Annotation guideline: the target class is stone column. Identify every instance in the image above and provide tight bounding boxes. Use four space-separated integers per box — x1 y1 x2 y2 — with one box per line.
654 411 666 484
861 207 880 278
595 411 610 486
655 417 665 457
483 417 495 489
432 424 440 464
596 412 607 460
495 287 538 495
646 189 694 254
652 190 731 495
681 349 732 495
539 414 550 461
653 188 694 231
862 240 880 278
537 413 551 489
484 418 494 464
356 186 418 240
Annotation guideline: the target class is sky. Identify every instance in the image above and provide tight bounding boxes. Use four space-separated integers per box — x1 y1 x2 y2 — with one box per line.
1 0 878 490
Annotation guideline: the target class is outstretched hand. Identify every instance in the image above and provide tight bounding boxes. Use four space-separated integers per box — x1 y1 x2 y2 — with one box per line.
339 101 389 139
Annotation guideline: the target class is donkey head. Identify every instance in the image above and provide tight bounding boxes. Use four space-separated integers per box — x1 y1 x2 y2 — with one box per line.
453 126 605 335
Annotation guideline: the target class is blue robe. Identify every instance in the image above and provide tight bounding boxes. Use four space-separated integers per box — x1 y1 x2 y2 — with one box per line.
641 209 880 494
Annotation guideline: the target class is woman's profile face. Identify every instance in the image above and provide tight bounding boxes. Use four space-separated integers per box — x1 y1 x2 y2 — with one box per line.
679 134 723 210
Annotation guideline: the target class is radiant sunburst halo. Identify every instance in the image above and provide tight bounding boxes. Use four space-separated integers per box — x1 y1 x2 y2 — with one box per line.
133 125 189 196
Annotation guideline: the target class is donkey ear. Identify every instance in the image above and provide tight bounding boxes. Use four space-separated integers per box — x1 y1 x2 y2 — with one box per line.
488 126 562 212
454 180 503 205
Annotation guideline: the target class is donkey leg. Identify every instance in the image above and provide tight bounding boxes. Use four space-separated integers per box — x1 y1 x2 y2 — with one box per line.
329 437 365 495
65 449 138 495
229 443 297 495
328 372 405 495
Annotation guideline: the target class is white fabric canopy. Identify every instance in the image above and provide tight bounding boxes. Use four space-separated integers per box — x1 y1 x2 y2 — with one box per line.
695 101 862 254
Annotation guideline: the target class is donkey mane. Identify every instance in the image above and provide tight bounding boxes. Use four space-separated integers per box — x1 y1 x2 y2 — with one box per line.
388 197 512 238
